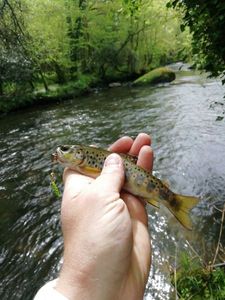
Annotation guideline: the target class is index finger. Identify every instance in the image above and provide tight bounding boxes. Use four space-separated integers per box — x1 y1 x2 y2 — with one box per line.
109 136 133 153
128 133 151 156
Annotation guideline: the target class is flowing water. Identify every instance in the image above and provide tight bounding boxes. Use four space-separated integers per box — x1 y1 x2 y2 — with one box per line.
0 64 225 299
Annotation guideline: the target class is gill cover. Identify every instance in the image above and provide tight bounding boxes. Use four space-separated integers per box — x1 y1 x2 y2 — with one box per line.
58 145 85 166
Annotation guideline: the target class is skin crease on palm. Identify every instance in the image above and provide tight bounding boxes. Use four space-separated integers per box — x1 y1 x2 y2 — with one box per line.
55 133 153 300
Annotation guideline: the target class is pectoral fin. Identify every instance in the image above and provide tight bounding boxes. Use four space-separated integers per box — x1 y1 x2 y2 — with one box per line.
77 166 101 178
162 180 170 188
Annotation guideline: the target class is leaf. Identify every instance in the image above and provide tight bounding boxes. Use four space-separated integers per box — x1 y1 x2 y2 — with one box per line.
50 172 61 198
216 116 224 121
180 24 186 32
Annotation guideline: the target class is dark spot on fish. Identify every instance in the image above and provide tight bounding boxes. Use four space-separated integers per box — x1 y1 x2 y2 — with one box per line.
170 198 178 208
147 181 155 191
159 189 169 200
136 174 143 186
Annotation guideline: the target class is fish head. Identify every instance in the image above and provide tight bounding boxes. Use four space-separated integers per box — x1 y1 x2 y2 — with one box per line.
55 144 85 167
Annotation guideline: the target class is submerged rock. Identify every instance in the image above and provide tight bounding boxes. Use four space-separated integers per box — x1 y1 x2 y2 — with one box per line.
108 82 122 87
133 67 176 86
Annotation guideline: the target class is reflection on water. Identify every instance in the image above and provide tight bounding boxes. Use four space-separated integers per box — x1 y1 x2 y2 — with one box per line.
0 65 225 299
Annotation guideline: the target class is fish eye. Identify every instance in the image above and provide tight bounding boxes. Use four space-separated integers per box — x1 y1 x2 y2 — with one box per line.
60 145 70 152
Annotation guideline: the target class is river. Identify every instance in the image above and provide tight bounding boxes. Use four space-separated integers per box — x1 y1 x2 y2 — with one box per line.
0 64 225 299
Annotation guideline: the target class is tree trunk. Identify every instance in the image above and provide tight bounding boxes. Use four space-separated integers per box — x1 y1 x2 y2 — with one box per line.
53 61 66 84
0 79 3 95
39 68 49 92
29 80 35 91
68 0 87 73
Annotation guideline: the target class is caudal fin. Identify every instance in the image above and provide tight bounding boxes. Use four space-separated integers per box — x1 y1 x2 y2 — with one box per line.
167 194 199 230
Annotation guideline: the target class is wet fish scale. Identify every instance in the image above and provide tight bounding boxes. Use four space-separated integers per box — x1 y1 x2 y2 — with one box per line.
53 144 199 229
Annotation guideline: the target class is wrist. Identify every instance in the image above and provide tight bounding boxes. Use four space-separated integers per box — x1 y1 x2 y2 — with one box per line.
55 255 125 300
55 263 93 300
55 260 111 300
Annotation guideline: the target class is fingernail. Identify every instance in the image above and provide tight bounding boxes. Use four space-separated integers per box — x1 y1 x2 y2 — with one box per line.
104 154 121 166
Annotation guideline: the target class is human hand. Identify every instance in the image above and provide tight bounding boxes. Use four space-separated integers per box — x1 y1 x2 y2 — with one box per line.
55 133 153 300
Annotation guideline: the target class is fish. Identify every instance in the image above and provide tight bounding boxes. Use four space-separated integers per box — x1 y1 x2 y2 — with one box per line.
52 144 199 230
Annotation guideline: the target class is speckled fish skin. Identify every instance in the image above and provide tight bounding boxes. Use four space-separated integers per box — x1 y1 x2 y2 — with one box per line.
52 144 199 230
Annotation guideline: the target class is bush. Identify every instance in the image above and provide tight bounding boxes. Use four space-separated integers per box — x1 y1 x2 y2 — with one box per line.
172 252 225 299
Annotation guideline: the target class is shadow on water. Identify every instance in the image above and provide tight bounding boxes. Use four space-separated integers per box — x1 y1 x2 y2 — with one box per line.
0 64 225 299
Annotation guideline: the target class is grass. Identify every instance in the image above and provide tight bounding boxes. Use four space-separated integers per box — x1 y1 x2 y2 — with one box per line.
172 204 225 299
172 254 225 300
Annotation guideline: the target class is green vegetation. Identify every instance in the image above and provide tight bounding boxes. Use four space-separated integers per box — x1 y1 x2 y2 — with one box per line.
50 172 61 198
0 0 191 112
173 205 225 299
172 252 225 300
133 67 175 86
167 1 225 83
1 0 225 112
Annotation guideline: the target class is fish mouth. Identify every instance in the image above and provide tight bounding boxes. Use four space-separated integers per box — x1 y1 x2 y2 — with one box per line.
55 146 66 163
51 152 58 162
51 146 66 163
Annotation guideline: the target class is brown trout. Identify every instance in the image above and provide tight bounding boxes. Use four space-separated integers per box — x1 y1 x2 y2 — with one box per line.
52 144 199 230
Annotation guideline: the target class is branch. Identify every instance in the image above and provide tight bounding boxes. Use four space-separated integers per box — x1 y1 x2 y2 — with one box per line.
211 262 225 269
212 203 225 266
0 0 7 16
116 25 148 58
4 0 25 36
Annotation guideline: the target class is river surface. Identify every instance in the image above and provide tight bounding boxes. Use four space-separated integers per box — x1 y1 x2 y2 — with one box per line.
0 64 225 299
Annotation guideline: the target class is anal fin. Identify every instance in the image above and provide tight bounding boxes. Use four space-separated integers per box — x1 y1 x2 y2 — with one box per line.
142 197 160 208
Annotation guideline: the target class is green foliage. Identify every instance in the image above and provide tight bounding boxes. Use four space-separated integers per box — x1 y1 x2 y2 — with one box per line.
0 0 35 95
173 252 225 299
0 0 191 111
167 0 225 83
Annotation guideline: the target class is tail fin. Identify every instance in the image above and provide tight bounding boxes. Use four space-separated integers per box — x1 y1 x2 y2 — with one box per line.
167 194 199 230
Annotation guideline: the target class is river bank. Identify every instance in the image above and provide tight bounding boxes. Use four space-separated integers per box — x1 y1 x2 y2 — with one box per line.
0 66 176 114
0 79 93 114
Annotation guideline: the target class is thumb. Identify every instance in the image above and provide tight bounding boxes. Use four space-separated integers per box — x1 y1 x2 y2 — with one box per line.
93 153 125 196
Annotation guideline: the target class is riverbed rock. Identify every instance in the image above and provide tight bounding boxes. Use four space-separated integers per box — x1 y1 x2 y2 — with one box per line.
108 82 122 87
133 67 176 86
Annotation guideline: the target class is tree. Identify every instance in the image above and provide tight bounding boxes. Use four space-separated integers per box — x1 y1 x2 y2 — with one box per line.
0 0 191 106
167 0 225 83
0 0 35 94
24 0 70 87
